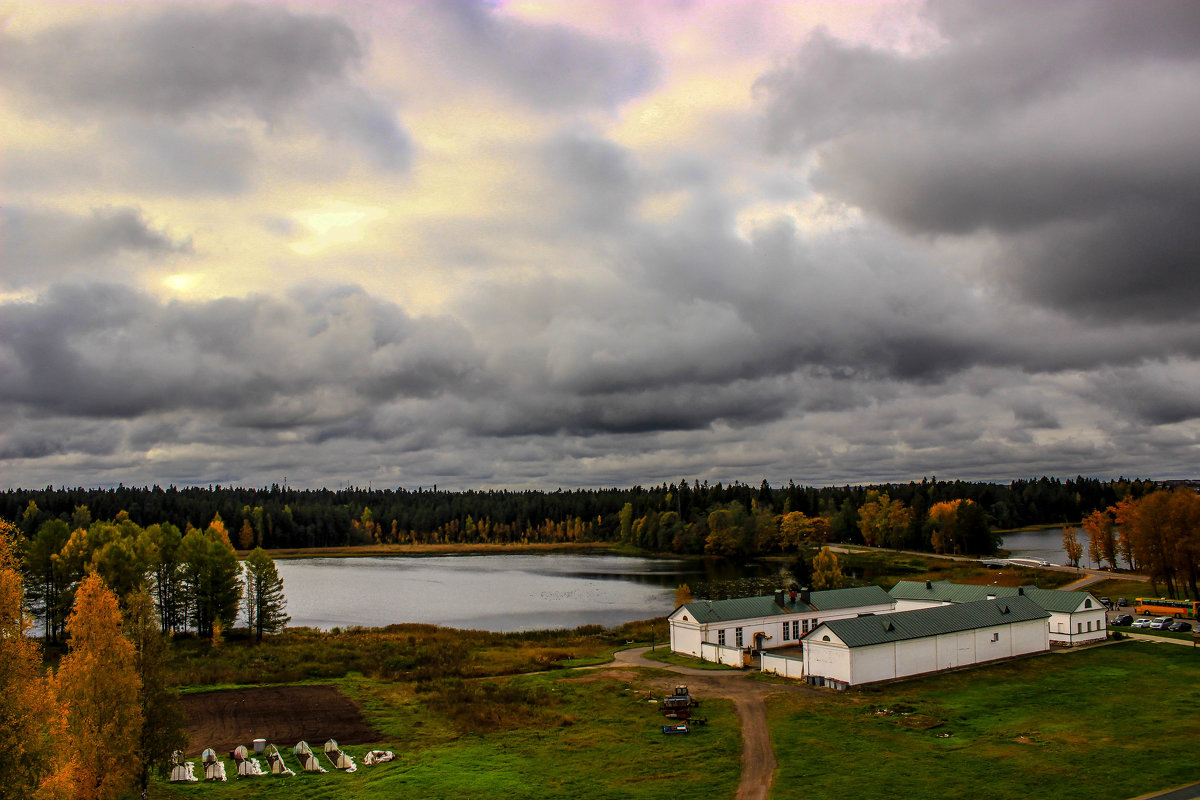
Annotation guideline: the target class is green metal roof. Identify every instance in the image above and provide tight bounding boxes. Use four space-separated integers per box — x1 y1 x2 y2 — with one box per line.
677 595 809 624
889 580 1096 613
676 585 895 624
810 585 892 610
813 595 1050 648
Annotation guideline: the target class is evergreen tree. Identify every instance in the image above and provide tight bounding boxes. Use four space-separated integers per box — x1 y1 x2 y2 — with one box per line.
243 547 289 641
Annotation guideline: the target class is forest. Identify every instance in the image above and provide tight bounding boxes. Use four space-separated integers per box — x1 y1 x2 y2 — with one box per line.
3 475 1155 555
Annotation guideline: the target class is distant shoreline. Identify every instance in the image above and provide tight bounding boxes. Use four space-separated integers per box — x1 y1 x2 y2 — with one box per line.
240 540 624 560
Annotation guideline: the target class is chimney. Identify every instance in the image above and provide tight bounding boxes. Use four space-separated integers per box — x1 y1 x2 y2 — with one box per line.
925 580 932 590
774 590 785 607
801 587 811 605
1018 587 1025 596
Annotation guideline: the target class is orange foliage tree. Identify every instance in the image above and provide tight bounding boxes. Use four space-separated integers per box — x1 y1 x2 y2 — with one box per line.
54 573 142 800
1114 489 1200 599
0 521 71 799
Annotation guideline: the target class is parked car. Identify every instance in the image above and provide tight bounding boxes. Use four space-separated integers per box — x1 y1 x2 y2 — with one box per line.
1111 614 1134 626
1149 617 1172 630
1131 618 1153 629
1117 598 1128 607
1039 560 1051 567
1100 597 1112 608
1167 621 1193 633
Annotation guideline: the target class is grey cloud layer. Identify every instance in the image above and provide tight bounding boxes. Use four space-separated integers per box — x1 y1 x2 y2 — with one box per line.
0 207 191 288
759 0 1200 319
4 4 411 177
3 2 1199 489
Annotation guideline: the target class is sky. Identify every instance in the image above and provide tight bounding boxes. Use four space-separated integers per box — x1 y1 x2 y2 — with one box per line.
2 0 1199 491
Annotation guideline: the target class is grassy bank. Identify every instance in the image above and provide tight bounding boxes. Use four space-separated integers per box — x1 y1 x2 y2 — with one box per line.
829 548 1076 591
166 618 662 687
768 642 1200 800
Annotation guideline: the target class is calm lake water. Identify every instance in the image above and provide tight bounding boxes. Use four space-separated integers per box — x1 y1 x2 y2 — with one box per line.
270 554 767 632
1000 526 1079 565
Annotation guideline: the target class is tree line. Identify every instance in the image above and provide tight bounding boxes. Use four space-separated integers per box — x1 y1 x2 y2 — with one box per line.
19 505 288 645
2 475 1155 555
3 521 187 800
1061 488 1200 599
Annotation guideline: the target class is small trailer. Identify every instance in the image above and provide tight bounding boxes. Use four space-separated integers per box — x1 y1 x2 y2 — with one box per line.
662 721 690 735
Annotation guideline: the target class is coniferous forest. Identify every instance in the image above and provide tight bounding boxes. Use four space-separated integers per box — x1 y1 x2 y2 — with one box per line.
2 476 1157 556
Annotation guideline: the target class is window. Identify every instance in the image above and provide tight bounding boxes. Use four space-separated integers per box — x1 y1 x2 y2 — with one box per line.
1087 621 1092 632
718 629 725 646
783 623 791 642
991 632 999 642
1084 599 1092 608
1077 622 1083 633
735 627 743 647
792 620 800 639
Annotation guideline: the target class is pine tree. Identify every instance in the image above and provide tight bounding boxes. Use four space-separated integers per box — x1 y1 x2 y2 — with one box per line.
244 547 289 641
55 572 142 800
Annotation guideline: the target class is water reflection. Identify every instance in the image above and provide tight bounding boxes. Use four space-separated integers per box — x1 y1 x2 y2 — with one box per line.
271 554 774 632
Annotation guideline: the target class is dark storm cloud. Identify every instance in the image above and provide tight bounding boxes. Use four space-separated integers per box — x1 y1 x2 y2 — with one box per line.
4 5 411 172
0 207 190 288
410 0 659 110
757 0 1200 319
0 283 483 420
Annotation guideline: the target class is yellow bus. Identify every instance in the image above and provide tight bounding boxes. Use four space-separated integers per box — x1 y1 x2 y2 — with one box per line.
1134 598 1200 618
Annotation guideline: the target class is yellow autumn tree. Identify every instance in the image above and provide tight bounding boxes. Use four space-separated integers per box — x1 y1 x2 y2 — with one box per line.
811 546 845 590
0 521 72 799
55 573 143 800
857 492 912 548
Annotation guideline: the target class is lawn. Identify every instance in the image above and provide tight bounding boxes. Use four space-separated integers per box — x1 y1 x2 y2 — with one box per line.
640 647 736 670
831 548 1076 591
154 671 742 800
767 642 1200 800
1085 578 1163 605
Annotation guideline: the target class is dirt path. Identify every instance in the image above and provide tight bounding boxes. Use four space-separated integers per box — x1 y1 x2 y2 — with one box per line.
1060 573 1109 590
611 648 808 800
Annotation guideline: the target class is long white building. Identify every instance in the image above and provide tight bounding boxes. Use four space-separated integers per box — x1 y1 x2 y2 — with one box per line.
668 586 895 658
888 580 1107 645
803 595 1051 688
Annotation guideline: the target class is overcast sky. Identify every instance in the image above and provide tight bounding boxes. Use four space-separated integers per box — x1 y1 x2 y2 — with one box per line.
2 0 1199 491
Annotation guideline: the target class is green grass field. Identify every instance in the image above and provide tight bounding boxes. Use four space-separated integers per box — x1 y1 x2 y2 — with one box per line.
153 639 1200 800
767 642 1200 800
155 671 741 800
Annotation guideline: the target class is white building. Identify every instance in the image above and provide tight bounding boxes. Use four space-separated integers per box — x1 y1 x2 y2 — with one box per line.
803 595 1051 688
668 586 895 659
889 580 1107 645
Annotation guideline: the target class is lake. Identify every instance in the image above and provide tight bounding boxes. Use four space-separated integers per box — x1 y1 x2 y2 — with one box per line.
269 553 770 632
1000 526 1081 566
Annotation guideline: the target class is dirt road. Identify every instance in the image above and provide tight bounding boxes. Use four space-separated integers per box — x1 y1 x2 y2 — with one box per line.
611 648 810 800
